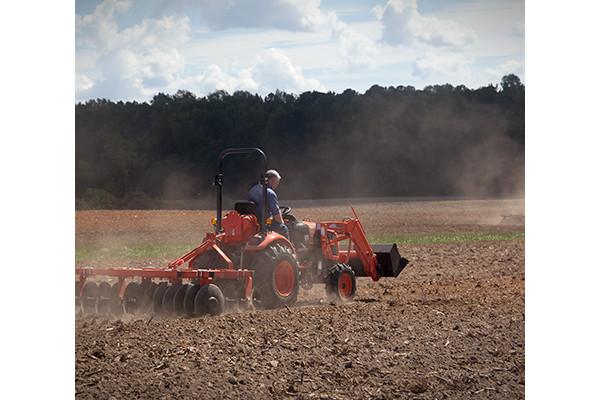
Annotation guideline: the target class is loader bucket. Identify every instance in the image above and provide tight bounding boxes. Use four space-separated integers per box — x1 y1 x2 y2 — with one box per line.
348 243 409 278
372 243 409 277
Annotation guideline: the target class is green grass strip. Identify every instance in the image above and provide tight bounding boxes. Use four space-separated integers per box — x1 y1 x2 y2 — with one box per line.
370 231 524 245
76 232 524 262
75 243 198 262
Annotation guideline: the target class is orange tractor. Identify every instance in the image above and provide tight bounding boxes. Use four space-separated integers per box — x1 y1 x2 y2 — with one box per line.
76 148 409 317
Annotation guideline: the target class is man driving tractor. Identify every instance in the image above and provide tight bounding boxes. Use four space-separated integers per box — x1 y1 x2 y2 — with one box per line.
247 169 289 239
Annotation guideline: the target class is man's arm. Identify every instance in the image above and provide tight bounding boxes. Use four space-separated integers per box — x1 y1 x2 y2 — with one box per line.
273 212 284 224
267 189 284 223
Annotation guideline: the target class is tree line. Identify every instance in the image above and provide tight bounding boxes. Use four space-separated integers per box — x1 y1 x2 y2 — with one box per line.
75 74 524 209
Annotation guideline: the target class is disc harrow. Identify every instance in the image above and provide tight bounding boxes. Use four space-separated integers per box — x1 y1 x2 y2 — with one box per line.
75 267 253 318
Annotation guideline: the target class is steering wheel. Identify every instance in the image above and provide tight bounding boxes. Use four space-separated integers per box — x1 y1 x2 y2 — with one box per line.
280 205 292 216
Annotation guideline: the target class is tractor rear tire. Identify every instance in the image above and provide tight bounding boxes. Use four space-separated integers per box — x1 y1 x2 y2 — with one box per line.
326 263 356 303
252 243 299 309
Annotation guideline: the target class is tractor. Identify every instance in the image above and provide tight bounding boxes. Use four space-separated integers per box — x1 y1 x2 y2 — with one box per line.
76 148 409 317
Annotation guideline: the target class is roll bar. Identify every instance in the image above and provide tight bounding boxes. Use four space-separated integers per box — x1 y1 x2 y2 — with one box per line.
214 148 268 234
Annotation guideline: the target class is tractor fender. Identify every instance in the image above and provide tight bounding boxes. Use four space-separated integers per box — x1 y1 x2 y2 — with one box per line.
245 232 297 257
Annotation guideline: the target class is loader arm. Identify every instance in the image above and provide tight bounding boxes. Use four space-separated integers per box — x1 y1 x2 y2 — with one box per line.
341 218 380 281
317 216 380 281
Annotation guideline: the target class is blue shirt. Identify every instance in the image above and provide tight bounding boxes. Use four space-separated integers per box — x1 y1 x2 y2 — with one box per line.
247 183 279 219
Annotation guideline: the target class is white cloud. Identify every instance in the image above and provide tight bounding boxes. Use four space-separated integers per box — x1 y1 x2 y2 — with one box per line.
75 0 132 49
193 65 246 94
413 51 473 78
195 0 336 31
76 74 95 93
251 48 325 92
92 47 187 99
191 48 325 95
75 0 334 100
75 0 191 101
331 21 378 70
119 15 191 49
486 59 525 83
374 0 477 48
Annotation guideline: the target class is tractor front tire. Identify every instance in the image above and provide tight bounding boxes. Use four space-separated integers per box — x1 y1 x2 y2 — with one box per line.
326 263 356 303
252 243 299 309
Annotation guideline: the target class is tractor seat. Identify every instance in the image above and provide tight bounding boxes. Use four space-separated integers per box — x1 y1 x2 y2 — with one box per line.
234 200 261 220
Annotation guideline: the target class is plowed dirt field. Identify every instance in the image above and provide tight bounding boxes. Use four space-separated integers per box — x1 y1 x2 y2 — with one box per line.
75 199 525 399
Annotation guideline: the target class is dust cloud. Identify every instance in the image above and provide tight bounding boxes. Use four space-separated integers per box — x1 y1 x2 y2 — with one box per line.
270 99 524 202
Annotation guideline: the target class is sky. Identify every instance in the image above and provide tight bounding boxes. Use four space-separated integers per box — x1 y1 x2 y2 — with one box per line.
75 0 525 102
